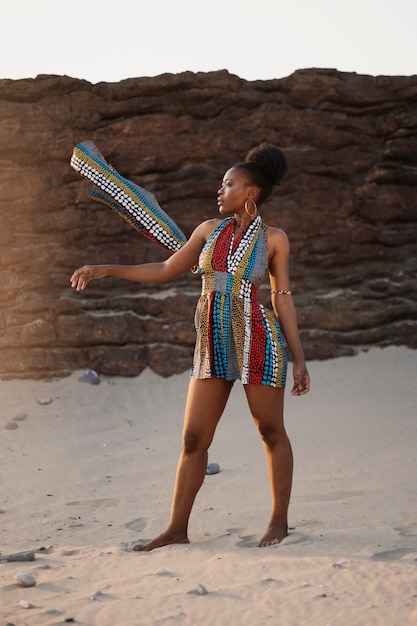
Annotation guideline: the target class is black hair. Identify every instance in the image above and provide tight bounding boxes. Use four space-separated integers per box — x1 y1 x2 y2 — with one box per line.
234 143 288 206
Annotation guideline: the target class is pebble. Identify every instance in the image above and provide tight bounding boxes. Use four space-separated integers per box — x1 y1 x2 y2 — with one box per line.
13 411 27 421
37 395 52 405
5 422 18 430
187 583 208 595
18 599 34 609
78 369 100 385
206 463 220 475
90 590 103 600
15 572 36 587
154 568 171 576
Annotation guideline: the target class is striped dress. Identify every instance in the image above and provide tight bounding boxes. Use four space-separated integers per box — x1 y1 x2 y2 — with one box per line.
191 215 287 387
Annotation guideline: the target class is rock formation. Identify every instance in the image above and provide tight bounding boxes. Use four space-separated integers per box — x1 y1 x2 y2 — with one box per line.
0 69 416 379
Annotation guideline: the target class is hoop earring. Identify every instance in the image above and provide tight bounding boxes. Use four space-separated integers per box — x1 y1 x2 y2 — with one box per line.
244 199 258 218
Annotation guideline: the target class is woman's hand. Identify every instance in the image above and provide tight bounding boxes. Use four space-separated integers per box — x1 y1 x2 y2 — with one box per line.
291 361 310 396
70 265 106 291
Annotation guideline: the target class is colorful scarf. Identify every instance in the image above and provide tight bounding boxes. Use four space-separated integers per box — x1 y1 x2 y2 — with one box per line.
70 141 187 254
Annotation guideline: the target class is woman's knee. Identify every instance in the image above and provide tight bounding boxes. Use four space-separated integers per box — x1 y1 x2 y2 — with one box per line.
257 422 287 449
182 429 209 455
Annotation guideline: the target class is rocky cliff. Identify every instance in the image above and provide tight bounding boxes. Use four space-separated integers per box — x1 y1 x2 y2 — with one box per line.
0 69 416 379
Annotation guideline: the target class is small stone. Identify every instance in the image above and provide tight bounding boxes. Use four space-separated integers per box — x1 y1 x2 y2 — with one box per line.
78 369 100 385
13 411 27 421
90 590 103 600
5 422 18 430
187 583 208 595
15 572 36 587
42 518 56 525
154 568 171 576
37 396 52 405
206 463 220 475
18 599 34 609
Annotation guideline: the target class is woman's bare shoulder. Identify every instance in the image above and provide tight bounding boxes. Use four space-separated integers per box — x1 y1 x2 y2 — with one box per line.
264 224 289 247
194 218 223 239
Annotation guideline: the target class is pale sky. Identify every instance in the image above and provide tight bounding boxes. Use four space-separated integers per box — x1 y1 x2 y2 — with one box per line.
1 0 416 83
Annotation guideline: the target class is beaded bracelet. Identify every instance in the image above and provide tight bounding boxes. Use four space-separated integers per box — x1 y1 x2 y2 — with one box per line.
271 289 292 295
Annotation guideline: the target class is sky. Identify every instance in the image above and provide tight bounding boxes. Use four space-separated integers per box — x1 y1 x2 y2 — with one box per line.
1 0 416 83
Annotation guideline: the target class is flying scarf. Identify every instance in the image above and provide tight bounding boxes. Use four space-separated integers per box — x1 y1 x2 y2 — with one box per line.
70 140 187 254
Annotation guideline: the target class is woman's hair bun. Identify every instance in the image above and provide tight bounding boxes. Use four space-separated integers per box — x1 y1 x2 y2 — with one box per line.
245 143 288 185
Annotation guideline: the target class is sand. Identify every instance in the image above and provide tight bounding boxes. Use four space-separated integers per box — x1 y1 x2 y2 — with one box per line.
0 345 416 625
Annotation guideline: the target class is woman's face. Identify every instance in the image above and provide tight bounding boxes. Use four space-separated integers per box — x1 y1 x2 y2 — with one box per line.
217 167 253 215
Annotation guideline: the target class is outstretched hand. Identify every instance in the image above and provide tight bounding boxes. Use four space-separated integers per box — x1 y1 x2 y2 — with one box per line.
291 361 310 396
70 265 104 291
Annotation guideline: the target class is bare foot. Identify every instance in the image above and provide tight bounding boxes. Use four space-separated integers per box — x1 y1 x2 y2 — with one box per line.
131 531 190 552
258 524 288 547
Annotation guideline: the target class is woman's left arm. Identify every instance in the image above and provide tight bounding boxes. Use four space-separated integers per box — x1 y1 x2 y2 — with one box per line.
267 228 310 396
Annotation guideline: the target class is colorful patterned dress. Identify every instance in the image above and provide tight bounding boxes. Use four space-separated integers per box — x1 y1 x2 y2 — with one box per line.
191 215 287 387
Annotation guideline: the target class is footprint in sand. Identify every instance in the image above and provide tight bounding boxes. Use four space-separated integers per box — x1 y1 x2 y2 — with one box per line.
226 526 311 548
124 518 149 531
394 522 417 537
294 518 321 528
236 535 261 548
371 547 414 561
66 498 119 507
61 548 82 556
371 524 417 560
302 490 364 503
224 528 259 547
236 532 310 548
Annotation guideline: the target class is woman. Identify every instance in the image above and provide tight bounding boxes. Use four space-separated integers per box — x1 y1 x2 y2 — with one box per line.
70 143 310 550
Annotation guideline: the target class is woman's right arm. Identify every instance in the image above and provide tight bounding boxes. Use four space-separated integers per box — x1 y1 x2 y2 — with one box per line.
70 219 219 291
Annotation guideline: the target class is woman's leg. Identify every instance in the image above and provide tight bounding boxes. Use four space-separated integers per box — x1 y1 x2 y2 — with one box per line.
132 377 233 551
243 384 293 546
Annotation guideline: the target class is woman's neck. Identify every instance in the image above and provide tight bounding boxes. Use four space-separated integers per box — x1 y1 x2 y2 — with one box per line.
233 212 258 235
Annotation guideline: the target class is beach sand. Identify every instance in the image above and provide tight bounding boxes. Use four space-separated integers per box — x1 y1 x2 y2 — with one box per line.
1 345 416 625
